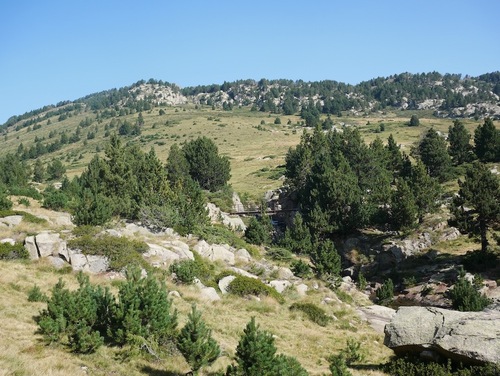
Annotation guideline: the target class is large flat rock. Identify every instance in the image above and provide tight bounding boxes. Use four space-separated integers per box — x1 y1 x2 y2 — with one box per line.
384 306 500 365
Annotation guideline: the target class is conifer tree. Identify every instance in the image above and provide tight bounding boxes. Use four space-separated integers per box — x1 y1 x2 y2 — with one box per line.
390 179 417 230
33 158 45 183
448 119 473 165
110 266 178 347
166 143 190 185
418 128 453 182
280 213 312 255
408 160 441 223
474 117 499 162
229 317 277 376
385 134 404 176
451 161 500 252
177 306 220 375
309 239 341 279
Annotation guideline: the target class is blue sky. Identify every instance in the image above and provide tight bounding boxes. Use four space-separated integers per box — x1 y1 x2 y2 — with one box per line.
1 0 499 124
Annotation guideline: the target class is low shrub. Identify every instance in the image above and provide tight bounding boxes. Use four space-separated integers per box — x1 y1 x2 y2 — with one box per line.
290 259 312 278
384 356 500 376
27 285 48 302
0 242 29 260
266 247 293 262
170 259 199 284
227 275 284 303
449 269 491 311
376 278 394 304
67 234 148 270
289 302 331 326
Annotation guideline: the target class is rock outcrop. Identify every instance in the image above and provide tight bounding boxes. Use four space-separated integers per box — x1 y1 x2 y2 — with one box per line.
384 306 500 365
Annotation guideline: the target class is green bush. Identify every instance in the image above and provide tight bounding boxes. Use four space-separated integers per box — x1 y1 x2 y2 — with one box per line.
289 302 331 326
67 234 148 270
43 186 69 211
36 268 178 354
376 278 394 304
0 210 47 225
169 259 199 284
384 356 500 376
27 285 48 302
266 247 293 262
227 275 284 303
0 242 29 260
328 354 352 376
290 259 312 278
449 269 491 311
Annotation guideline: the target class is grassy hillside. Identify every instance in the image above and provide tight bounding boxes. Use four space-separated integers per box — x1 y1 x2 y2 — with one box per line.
0 103 486 199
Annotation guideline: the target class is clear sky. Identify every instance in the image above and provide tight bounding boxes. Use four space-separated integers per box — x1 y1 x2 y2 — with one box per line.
1 0 499 124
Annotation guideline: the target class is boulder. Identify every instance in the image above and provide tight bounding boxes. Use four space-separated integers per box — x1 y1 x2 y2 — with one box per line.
163 240 193 260
144 243 180 265
47 256 68 269
235 248 252 262
276 267 294 280
268 280 292 294
218 275 236 294
295 283 308 297
35 232 67 258
24 236 39 260
199 287 221 302
0 215 23 227
357 305 396 334
228 267 259 279
193 241 235 265
86 255 109 273
69 252 88 271
384 306 500 365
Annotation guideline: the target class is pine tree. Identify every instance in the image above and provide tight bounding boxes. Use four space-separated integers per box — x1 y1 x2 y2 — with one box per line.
390 179 418 230
166 143 190 185
408 160 441 223
32 159 45 183
451 161 500 252
280 213 312 255
183 136 231 192
449 269 491 311
474 117 499 162
448 119 473 165
409 114 420 127
418 128 453 182
110 266 178 347
177 306 220 375
309 239 341 279
230 317 277 376
385 134 404 175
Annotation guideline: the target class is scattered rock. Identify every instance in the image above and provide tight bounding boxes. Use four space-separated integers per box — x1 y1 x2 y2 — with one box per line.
47 255 68 269
384 306 500 365
86 255 109 274
144 243 180 266
227 267 259 279
235 248 252 262
193 240 235 265
0 238 16 245
0 215 23 227
269 280 292 293
295 283 308 296
168 290 181 299
35 232 67 258
163 240 194 260
218 275 236 294
69 251 88 271
276 267 294 280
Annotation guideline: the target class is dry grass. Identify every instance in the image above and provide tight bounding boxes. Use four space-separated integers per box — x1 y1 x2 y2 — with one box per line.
0 258 393 376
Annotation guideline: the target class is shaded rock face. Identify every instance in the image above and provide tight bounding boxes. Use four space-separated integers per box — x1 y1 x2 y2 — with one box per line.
384 306 500 365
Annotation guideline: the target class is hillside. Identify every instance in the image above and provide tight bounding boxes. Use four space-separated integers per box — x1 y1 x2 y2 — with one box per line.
0 73 499 375
1 71 499 198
